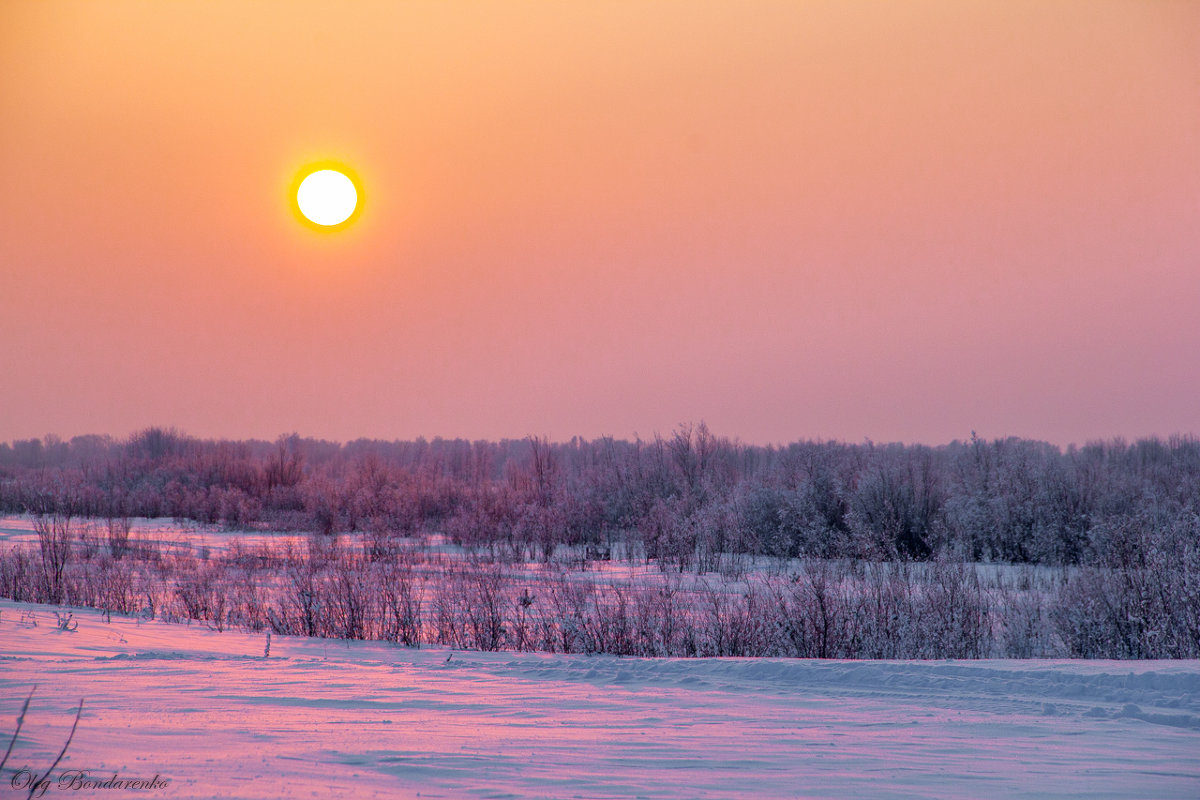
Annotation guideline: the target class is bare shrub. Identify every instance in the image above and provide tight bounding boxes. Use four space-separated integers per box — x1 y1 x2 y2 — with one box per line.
585 584 636 655
993 567 1055 658
304 531 342 568
634 580 685 656
226 567 269 632
694 580 775 657
325 556 374 640
535 575 592 653
463 561 507 651
1054 514 1200 659
917 560 991 658
33 513 74 604
106 516 132 560
174 561 229 631
782 561 857 658
378 556 423 647
509 588 535 652
76 523 103 561
431 567 470 648
1052 568 1129 658
277 558 325 637
94 554 140 615
853 563 918 659
0 546 36 603
364 517 403 563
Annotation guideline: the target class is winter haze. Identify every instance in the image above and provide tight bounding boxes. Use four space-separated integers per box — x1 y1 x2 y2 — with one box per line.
2 1 1199 445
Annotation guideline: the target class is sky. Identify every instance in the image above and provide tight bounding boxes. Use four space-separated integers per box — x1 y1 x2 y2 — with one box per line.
2 1 1198 447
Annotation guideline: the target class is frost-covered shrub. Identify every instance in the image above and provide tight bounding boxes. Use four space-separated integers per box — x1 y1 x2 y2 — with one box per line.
780 562 858 658
0 500 1193 660
851 564 919 658
323 556 375 640
535 576 592 654
917 561 990 659
0 546 36 602
378 556 423 647
173 561 229 631
1054 513 1200 659
993 568 1057 658
92 554 140 615
34 513 74 604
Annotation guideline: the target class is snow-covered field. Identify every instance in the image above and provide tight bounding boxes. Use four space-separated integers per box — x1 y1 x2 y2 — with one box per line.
1 600 1198 799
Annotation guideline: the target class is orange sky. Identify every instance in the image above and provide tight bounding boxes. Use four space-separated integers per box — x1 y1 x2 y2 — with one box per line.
2 1 1198 446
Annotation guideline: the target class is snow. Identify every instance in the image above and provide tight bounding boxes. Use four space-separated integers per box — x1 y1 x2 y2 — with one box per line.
1 600 1197 798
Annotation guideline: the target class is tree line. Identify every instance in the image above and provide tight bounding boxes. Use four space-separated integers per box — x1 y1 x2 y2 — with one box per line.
2 424 1198 569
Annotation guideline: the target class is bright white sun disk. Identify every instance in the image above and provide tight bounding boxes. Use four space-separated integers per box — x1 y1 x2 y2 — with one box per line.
296 169 357 226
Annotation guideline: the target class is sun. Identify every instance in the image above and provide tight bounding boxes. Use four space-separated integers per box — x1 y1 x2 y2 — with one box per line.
294 165 360 229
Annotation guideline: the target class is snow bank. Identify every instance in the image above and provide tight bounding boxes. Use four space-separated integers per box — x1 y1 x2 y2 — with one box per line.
1 599 1197 798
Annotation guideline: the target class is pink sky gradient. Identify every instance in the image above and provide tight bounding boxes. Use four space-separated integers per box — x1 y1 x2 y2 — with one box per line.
2 1 1198 446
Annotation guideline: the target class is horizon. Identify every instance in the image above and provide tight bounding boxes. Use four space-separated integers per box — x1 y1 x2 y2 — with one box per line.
5 423 1200 454
3 2 1198 447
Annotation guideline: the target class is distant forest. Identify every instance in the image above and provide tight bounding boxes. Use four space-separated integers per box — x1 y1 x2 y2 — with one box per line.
3 424 1198 569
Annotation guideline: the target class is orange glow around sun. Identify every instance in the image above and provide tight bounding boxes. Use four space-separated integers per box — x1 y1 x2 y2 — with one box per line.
291 161 362 231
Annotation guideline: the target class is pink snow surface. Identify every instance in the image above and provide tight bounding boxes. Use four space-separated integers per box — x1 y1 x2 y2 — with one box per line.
1 599 1198 799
